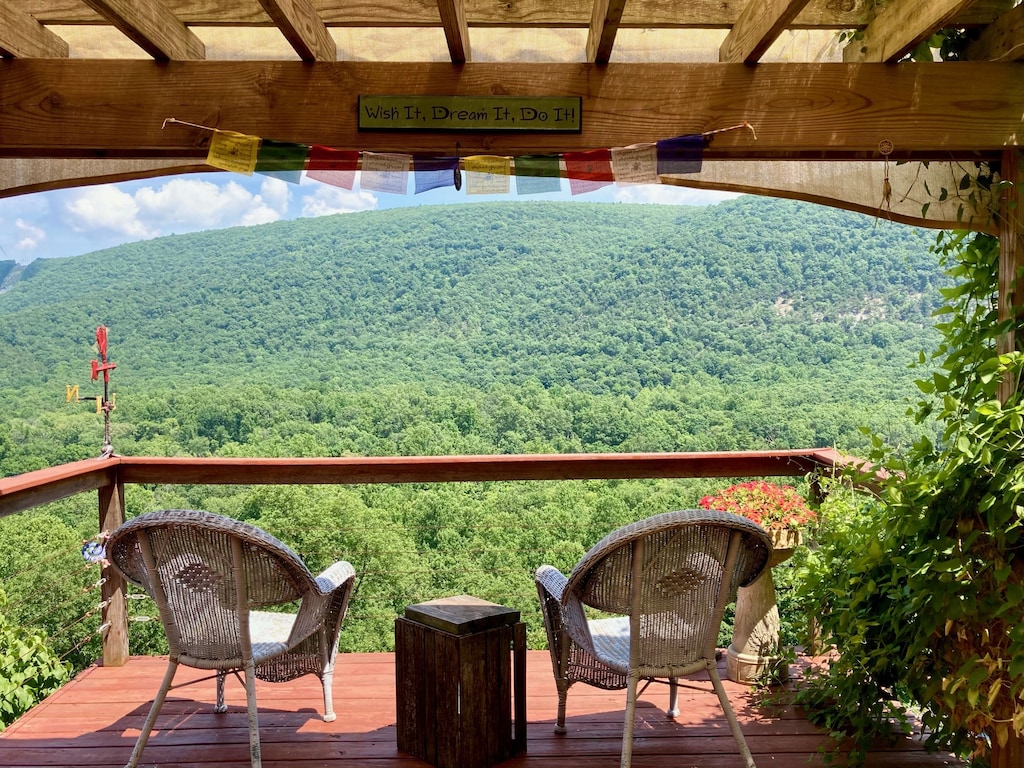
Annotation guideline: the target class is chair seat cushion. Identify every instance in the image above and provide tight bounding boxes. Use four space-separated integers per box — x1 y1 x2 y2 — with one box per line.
589 616 631 673
249 610 299 662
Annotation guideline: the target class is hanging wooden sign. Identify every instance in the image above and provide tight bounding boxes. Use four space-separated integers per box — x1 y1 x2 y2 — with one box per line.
358 96 581 132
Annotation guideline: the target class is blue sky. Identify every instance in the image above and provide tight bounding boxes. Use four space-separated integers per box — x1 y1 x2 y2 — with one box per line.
0 171 740 265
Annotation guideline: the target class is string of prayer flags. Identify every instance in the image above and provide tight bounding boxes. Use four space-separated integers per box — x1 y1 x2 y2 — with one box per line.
465 155 511 195
179 111 727 194
656 134 704 175
564 149 613 195
513 155 562 195
255 140 310 184
361 152 412 195
306 146 359 189
610 144 659 186
414 156 460 194
206 130 261 175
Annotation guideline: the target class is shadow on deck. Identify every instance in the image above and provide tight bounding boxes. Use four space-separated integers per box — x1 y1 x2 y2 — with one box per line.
0 651 963 768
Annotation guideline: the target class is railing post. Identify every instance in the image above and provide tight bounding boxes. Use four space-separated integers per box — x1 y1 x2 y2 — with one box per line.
99 472 129 666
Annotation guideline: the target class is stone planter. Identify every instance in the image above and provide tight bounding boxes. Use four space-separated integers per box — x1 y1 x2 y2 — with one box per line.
726 528 801 685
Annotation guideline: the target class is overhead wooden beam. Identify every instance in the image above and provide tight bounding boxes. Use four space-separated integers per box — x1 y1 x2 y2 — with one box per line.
257 0 335 62
1 61 1020 160
843 0 975 63
719 0 813 63
20 0 1011 30
586 0 627 64
80 0 205 61
0 1 69 58
967 2 1024 61
437 0 471 63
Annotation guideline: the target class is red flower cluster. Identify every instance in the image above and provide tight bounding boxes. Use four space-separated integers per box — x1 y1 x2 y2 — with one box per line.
698 481 816 531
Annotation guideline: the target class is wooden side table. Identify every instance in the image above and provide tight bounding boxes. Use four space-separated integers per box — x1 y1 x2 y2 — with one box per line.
396 595 527 768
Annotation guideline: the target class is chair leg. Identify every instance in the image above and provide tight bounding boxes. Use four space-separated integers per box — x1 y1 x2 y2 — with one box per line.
667 677 679 719
242 660 262 768
553 634 571 734
215 671 228 713
321 663 337 723
620 672 640 768
554 682 568 734
125 658 179 768
708 663 757 768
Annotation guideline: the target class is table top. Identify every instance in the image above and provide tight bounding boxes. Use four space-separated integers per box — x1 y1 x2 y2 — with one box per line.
403 594 521 635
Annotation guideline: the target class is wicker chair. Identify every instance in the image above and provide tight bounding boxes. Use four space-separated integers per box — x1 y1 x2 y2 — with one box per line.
106 509 356 768
535 509 772 768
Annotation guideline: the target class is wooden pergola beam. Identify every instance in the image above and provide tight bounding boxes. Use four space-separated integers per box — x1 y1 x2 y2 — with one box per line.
80 0 205 61
843 0 976 63
1 61 1019 161
719 0 813 64
967 2 1024 62
437 0 471 63
257 0 336 62
585 0 627 64
0 0 69 58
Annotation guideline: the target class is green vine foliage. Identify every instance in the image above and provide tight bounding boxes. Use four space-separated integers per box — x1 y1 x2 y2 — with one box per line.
0 596 70 730
796 231 1024 765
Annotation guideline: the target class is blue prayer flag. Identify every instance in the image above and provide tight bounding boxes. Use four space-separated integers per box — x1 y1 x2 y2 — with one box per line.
656 135 704 175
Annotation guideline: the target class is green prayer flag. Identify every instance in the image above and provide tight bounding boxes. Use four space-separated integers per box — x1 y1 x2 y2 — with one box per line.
255 140 310 184
514 155 561 195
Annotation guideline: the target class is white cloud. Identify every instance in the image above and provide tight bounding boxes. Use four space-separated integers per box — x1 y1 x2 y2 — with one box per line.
60 177 297 247
14 219 46 250
300 185 378 217
66 186 154 238
259 176 292 215
134 177 278 229
613 184 741 206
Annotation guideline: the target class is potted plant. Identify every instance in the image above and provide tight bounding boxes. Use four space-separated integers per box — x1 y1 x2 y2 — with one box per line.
700 481 816 684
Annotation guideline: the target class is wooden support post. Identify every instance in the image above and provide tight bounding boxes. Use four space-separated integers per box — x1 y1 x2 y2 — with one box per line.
99 475 129 666
997 148 1024 403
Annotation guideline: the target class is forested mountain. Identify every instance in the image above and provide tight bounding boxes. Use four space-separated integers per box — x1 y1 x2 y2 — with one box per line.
2 197 938 392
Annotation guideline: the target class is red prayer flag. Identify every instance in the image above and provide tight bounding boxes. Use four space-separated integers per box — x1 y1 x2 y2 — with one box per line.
306 146 359 189
563 149 613 195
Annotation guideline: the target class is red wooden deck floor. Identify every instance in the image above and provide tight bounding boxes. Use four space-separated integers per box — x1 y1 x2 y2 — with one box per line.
0 651 963 768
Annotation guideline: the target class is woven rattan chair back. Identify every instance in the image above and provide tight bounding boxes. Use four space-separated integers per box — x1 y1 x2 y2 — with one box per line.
109 509 313 665
567 510 769 671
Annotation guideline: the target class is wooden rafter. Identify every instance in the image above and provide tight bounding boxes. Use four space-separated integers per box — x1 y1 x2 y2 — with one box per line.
257 0 335 62
586 0 627 64
437 0 471 63
1 61 1019 161
843 0 977 63
967 2 1024 61
719 0 814 64
18 0 1010 30
80 0 204 61
0 0 69 58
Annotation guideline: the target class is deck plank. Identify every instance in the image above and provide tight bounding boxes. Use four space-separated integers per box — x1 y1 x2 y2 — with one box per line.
0 652 964 768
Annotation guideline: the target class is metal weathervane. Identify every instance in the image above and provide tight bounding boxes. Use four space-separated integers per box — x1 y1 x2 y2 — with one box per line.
66 325 117 457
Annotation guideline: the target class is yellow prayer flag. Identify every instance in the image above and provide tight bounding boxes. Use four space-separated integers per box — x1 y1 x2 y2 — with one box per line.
206 131 261 175
465 155 511 195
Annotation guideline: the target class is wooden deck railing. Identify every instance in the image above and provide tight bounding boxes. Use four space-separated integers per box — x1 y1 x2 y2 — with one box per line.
0 448 847 668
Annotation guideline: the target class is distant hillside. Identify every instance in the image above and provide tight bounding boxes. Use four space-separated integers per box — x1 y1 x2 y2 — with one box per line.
0 197 942 399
